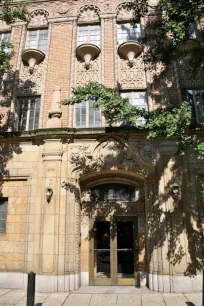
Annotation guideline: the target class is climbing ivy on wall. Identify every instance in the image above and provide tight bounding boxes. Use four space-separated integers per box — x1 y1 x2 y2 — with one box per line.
62 82 204 155
0 0 27 73
135 0 204 72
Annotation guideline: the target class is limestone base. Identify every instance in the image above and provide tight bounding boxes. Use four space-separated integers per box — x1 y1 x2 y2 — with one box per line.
0 273 80 292
148 273 202 293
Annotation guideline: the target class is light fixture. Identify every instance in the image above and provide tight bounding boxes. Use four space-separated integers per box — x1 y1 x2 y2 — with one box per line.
22 48 45 73
46 187 53 203
76 43 101 69
172 182 179 195
118 40 143 67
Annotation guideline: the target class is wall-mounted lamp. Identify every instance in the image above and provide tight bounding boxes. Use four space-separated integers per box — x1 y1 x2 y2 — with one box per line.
172 182 179 195
46 187 53 203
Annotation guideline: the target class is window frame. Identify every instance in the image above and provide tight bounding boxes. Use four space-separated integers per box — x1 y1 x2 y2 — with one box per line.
25 28 48 53
182 89 204 125
77 24 101 47
74 100 102 128
0 198 8 234
18 96 41 131
117 22 141 45
120 91 148 126
91 183 136 203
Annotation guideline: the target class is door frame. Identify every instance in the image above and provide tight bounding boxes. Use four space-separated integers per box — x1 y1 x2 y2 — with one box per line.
89 216 139 286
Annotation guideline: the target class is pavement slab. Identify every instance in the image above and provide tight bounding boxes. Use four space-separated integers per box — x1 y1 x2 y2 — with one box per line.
117 294 142 306
0 290 11 298
163 293 188 306
89 294 118 306
0 290 26 305
63 293 92 306
0 289 201 306
142 293 165 306
184 293 202 306
42 293 69 306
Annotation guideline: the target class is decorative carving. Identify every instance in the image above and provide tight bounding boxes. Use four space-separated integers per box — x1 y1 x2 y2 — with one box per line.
138 215 145 232
119 56 146 89
29 9 49 28
95 140 126 168
76 56 100 87
0 20 11 31
140 144 154 163
78 5 100 24
57 3 70 14
179 59 204 88
19 62 43 94
46 86 62 128
103 0 113 12
117 2 134 22
119 158 147 176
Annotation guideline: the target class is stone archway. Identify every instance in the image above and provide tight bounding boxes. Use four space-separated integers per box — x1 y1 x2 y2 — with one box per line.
64 137 156 288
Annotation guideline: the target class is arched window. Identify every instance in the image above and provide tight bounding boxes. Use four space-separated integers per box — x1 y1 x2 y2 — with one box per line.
91 183 136 202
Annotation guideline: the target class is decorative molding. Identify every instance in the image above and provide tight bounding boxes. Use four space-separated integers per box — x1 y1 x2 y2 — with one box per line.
119 55 146 89
29 9 49 28
76 56 100 87
19 62 44 95
116 2 134 22
179 60 204 88
57 3 70 15
78 5 100 24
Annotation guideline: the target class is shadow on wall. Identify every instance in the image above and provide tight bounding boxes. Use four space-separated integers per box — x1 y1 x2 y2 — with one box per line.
62 136 204 279
0 70 37 197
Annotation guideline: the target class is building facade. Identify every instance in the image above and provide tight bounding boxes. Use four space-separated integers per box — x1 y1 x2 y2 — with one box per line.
0 0 203 293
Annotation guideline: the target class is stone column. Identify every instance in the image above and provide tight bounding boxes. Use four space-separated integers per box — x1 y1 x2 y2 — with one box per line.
64 178 81 290
33 139 64 292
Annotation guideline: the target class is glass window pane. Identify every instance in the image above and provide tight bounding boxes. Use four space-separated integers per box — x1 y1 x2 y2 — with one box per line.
19 97 40 131
0 198 8 233
117 23 141 45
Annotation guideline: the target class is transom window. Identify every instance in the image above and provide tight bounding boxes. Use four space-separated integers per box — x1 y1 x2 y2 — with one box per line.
121 91 147 125
18 97 40 131
75 100 101 128
183 90 204 124
78 25 100 47
26 29 48 53
117 23 141 45
91 183 136 202
0 198 8 234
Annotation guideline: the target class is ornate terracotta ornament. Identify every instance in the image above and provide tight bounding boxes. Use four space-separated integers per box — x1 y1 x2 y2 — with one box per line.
78 5 100 24
21 49 45 74
76 44 100 69
57 3 70 14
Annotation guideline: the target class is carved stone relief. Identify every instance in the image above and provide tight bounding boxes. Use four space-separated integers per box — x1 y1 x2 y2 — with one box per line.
78 5 100 24
0 20 11 31
19 62 44 94
69 139 149 178
179 59 204 88
57 3 70 15
76 56 100 87
116 2 134 22
95 140 126 168
29 9 49 28
139 144 154 164
119 56 146 89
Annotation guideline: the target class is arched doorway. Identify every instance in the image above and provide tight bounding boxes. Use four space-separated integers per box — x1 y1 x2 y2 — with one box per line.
79 171 146 287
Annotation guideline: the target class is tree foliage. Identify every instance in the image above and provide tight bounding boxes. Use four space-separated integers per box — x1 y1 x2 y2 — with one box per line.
136 0 204 72
62 82 204 155
0 0 27 73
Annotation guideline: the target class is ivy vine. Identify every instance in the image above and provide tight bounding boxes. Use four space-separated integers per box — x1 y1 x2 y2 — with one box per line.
62 82 204 156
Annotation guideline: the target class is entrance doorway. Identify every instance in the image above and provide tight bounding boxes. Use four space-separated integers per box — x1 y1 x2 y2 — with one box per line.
89 217 138 285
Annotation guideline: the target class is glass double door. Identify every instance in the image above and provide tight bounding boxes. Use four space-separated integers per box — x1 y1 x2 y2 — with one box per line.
89 217 138 286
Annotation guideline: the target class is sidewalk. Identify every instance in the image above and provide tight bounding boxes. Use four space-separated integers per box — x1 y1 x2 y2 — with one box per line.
0 287 202 306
